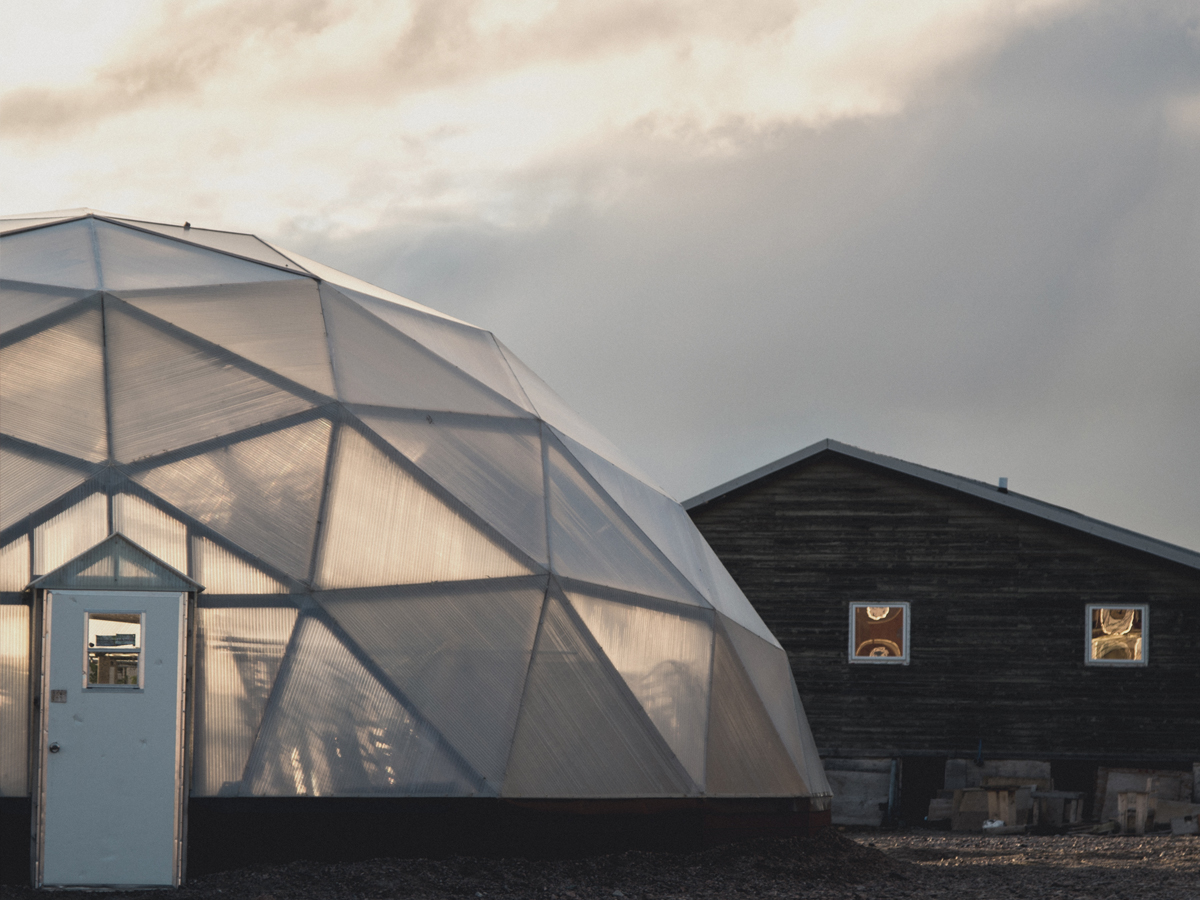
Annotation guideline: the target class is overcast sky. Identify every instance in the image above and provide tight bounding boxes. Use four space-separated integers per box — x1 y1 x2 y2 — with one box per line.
3 0 1198 550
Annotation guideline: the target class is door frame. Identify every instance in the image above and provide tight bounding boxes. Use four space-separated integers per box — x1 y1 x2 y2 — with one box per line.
30 586 197 887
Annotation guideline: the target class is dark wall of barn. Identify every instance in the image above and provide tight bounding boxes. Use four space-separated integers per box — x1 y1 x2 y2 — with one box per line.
688 452 1200 764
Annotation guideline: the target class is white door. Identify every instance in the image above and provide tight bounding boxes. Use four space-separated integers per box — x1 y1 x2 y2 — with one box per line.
38 589 187 887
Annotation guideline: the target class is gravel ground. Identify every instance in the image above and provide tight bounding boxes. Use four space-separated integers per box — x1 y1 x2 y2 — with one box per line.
4 829 1196 899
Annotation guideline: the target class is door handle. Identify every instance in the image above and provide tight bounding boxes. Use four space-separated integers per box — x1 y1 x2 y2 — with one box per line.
48 743 60 754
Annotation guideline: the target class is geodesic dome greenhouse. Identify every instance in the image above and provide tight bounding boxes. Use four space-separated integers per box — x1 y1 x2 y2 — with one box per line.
0 209 830 811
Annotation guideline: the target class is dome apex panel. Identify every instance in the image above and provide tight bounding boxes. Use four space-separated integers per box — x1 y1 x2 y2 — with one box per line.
320 285 529 418
106 302 318 462
0 219 98 289
0 303 108 462
0 281 98 335
106 218 305 272
94 220 304 290
119 280 335 396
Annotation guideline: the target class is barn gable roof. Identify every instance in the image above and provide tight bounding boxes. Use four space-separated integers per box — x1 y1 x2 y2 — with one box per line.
683 438 1200 572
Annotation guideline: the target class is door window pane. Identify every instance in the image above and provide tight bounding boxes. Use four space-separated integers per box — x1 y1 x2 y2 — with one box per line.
86 612 143 687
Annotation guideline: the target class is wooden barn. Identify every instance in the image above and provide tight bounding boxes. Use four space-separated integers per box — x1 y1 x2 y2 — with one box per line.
685 439 1200 830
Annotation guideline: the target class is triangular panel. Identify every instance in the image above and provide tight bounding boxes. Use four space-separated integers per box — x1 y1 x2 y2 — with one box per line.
0 304 108 462
0 216 82 236
120 280 334 395
556 429 710 599
567 589 712 788
0 446 94 531
0 281 97 334
111 493 188 573
0 219 98 289
106 303 316 462
706 620 807 796
315 426 533 588
321 285 527 417
0 536 31 592
697 538 779 646
32 532 197 592
0 604 30 795
133 418 331 579
94 220 302 290
191 537 289 594
33 493 108 577
337 287 532 411
192 607 298 796
108 220 305 272
497 340 663 490
502 593 692 797
355 408 547 564
242 616 478 796
546 436 703 606
316 577 547 792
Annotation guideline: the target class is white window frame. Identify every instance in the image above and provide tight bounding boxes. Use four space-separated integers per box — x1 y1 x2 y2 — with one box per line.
848 601 910 665
1085 604 1148 667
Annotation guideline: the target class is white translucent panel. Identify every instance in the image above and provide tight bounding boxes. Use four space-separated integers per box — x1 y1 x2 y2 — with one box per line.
546 437 703 606
556 430 711 600
268 245 461 322
706 622 806 796
321 286 527 417
337 287 532 412
0 219 98 289
32 493 108 576
503 594 691 797
119 280 334 395
0 605 30 795
192 537 288 594
42 533 193 592
0 447 93 531
243 616 477 796
0 216 81 235
316 426 532 589
94 220 302 290
0 305 108 461
695 539 780 646
0 537 31 591
0 281 95 334
496 340 662 491
792 683 832 797
106 304 315 462
134 418 330 579
355 408 547 564
111 493 188 572
567 590 711 788
108 219 305 272
720 615 812 779
192 607 297 796
317 577 546 792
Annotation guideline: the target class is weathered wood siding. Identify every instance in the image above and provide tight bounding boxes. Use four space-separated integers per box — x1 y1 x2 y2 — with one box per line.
688 452 1200 762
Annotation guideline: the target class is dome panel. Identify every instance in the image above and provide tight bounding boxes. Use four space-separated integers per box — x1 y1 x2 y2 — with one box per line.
111 493 188 572
0 446 94 531
0 605 30 794
355 408 547 564
191 537 290 594
546 437 704 607
0 304 108 462
1 281 97 334
567 589 712 788
0 216 84 236
705 621 807 796
119 281 335 395
0 219 98 289
502 593 693 797
242 616 478 796
33 492 108 576
315 426 534 589
555 429 711 600
336 286 532 413
321 285 527 417
192 607 298 796
0 536 31 592
697 538 780 647
106 303 317 462
94 221 302 290
107 219 305 272
316 577 547 792
132 418 331 580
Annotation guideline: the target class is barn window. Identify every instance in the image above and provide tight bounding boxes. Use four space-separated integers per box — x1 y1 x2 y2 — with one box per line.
849 602 909 664
1086 605 1147 666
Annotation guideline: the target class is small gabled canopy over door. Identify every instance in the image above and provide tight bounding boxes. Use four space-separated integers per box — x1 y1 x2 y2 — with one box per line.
31 533 201 888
